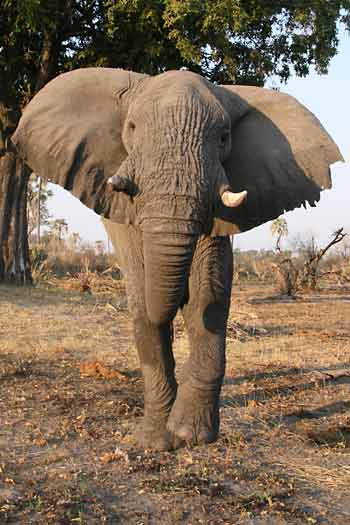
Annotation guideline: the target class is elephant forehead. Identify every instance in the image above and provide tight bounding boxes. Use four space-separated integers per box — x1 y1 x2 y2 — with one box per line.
156 69 209 88
131 72 227 129
139 70 220 107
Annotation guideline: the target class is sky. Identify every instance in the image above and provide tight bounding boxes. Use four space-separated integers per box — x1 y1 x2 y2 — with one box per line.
48 30 349 251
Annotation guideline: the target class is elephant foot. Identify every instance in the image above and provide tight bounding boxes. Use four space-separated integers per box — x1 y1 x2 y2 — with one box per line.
167 387 220 446
134 417 174 451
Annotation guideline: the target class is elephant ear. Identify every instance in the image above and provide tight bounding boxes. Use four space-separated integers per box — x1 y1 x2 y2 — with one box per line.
12 67 147 224
211 85 344 236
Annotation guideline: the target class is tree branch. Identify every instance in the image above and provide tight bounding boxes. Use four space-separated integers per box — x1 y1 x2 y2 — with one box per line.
35 30 59 93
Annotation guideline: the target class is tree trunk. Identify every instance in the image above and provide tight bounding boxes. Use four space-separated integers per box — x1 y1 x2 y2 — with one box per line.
0 21 60 285
37 176 42 244
0 148 32 283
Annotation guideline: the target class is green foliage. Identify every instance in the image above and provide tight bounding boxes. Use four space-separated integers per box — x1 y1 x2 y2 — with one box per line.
0 0 75 123
1 0 349 122
67 1 350 84
163 0 350 84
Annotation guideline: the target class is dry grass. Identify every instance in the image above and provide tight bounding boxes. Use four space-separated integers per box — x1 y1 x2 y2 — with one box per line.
31 238 117 276
0 281 350 524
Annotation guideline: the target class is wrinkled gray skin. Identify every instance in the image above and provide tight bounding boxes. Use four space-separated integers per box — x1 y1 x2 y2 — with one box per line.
105 223 232 451
12 69 343 451
106 74 236 450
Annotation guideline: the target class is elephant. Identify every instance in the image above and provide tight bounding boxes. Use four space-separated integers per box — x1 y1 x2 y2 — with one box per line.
12 68 343 451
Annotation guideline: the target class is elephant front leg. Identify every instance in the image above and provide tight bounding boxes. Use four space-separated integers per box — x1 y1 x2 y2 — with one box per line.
167 236 233 446
133 317 177 451
107 224 177 451
167 327 225 446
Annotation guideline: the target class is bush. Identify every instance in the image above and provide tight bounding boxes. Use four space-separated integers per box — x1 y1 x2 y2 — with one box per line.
29 236 121 281
29 245 48 267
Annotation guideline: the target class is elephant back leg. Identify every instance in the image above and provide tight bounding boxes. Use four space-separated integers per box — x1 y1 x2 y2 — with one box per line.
104 222 177 451
167 235 233 445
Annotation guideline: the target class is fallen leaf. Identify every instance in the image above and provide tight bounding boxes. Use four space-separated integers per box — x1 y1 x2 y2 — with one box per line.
100 448 129 464
5 478 15 485
100 452 116 464
79 361 127 380
33 438 47 446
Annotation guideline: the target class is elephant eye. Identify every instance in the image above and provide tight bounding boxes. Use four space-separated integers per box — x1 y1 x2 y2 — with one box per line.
220 131 230 147
220 131 230 145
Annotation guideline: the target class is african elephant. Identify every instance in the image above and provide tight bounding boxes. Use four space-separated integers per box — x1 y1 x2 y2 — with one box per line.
12 68 343 450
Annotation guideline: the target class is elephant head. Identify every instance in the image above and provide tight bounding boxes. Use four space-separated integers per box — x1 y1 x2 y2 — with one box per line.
12 68 343 323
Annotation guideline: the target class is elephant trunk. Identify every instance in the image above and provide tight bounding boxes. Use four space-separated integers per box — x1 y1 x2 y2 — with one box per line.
143 231 197 325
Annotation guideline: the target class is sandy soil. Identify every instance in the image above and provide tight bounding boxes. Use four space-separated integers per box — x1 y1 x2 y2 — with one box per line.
1 281 350 524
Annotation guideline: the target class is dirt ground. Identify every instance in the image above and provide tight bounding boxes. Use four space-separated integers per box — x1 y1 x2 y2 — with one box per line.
1 280 350 524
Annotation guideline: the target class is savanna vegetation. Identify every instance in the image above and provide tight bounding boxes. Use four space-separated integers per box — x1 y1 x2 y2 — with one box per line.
23 178 350 297
0 182 349 523
1 255 350 523
1 196 349 522
1 2 350 523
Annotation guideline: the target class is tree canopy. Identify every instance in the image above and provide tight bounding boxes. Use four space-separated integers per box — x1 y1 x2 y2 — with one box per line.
1 0 349 120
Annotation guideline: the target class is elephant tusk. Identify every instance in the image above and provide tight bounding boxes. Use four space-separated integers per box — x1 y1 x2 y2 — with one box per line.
107 174 137 196
221 190 248 208
107 175 126 189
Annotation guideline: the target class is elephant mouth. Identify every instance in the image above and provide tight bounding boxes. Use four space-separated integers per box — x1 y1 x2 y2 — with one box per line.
140 217 203 235
137 194 210 236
